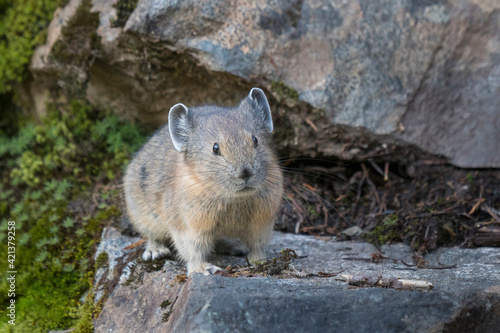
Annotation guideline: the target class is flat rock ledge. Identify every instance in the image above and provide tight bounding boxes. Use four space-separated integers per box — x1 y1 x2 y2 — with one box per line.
93 228 500 332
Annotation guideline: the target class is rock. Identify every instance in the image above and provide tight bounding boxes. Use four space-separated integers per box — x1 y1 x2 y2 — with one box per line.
164 274 499 333
93 227 141 302
93 261 185 333
28 0 500 167
93 228 500 332
27 0 83 118
30 0 83 74
341 225 364 238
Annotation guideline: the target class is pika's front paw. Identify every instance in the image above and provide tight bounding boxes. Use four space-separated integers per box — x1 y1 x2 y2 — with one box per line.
203 263 222 276
142 240 171 261
142 248 170 261
188 263 222 276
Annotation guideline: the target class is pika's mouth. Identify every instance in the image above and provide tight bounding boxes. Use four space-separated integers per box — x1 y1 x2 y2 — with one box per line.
230 185 257 198
234 185 258 196
238 186 254 193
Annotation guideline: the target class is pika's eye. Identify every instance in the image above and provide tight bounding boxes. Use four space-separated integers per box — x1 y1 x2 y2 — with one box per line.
213 143 221 155
252 136 258 148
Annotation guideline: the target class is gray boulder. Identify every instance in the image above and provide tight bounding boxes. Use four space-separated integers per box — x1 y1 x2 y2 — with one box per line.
29 0 500 167
93 228 500 332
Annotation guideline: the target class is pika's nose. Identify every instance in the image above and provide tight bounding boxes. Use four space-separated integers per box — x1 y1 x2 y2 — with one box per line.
238 167 252 181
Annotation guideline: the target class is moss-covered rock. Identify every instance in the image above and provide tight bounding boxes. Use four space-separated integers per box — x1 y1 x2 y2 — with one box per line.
111 0 138 28
271 81 299 102
50 0 100 98
0 100 147 332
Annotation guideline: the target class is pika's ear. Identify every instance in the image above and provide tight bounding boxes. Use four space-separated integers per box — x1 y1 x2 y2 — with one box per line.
248 87 273 133
168 103 189 151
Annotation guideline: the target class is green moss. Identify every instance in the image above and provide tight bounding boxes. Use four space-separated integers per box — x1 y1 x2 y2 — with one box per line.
73 290 106 333
466 172 474 184
271 81 299 101
95 252 109 269
305 204 319 219
7 100 145 187
251 248 299 276
162 309 173 323
111 0 138 27
160 299 171 310
363 214 402 246
0 100 147 332
0 0 67 93
73 292 96 333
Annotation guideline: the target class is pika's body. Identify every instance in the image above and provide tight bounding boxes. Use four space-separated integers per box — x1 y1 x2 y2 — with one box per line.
124 88 283 275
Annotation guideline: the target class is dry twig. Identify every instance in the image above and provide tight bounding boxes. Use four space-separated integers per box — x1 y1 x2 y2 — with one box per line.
123 239 146 250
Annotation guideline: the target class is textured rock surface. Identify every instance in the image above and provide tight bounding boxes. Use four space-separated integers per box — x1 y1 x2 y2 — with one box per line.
93 227 140 302
93 228 500 332
29 0 500 167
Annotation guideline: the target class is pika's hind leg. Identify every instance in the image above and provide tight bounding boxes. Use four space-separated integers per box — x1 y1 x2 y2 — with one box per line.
241 224 273 262
172 231 221 275
142 239 171 261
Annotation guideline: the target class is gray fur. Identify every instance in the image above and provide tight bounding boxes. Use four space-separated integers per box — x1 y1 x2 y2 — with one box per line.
124 88 283 275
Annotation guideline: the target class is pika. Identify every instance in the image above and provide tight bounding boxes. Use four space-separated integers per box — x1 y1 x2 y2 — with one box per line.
124 88 283 275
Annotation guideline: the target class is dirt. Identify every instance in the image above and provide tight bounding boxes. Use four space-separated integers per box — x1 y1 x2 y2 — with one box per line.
275 151 500 254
